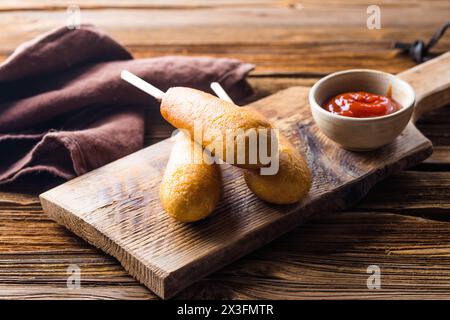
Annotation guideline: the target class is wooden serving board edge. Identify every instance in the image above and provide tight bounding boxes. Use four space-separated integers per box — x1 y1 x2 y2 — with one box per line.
40 135 432 299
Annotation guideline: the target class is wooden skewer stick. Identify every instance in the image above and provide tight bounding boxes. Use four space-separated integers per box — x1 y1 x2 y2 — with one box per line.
121 70 164 101
210 82 234 104
121 71 232 107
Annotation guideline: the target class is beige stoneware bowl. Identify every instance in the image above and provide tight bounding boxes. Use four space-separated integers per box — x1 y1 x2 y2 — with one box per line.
309 69 416 151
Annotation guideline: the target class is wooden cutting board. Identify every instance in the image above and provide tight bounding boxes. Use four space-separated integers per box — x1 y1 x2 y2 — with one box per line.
40 52 450 299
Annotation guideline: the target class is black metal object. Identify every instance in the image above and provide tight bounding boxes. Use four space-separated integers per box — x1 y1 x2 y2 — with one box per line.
394 22 449 63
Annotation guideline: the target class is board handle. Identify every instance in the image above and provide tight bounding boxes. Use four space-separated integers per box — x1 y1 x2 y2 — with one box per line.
398 51 450 123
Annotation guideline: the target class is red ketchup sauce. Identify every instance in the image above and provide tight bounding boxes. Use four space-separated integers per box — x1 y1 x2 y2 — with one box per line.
322 91 402 118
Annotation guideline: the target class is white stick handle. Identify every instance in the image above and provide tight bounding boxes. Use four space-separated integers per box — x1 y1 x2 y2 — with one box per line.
210 82 234 104
121 70 165 101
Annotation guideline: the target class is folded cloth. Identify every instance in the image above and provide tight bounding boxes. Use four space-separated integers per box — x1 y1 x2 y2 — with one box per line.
0 25 254 188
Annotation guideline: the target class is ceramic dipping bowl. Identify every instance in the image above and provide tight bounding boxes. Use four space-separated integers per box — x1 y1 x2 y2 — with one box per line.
309 69 416 151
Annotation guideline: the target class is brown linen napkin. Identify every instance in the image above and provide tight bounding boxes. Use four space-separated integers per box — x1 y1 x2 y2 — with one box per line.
0 25 254 188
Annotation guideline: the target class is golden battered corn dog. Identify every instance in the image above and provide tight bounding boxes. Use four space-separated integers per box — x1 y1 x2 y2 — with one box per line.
207 82 311 205
243 135 311 204
159 132 221 222
160 87 274 169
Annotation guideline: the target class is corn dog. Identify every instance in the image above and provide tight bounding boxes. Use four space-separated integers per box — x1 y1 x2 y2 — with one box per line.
159 131 221 222
160 87 274 169
207 82 312 205
120 71 311 208
243 135 311 204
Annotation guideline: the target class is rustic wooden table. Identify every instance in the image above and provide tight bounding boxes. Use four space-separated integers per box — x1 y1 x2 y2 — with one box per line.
0 0 449 299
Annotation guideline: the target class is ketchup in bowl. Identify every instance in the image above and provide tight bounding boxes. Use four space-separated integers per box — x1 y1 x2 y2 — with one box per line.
322 91 402 118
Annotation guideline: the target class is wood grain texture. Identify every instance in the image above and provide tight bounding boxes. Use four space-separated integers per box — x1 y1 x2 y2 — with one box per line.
176 211 450 300
0 285 155 300
399 53 450 123
37 113 431 298
353 171 450 221
3 181 450 299
415 107 450 146
1 0 450 300
0 1 449 75
39 49 450 298
420 147 450 171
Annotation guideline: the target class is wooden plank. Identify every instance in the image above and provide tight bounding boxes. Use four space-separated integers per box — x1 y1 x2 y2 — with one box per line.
246 76 321 102
414 146 450 171
38 52 450 299
354 171 450 217
0 6 449 74
1 156 450 299
1 0 449 301
416 107 450 146
177 212 450 299
0 252 137 284
3 211 450 299
423 147 450 165
0 0 285 11
1 0 449 11
0 192 39 206
2 169 449 253
38 89 432 298
0 284 154 300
